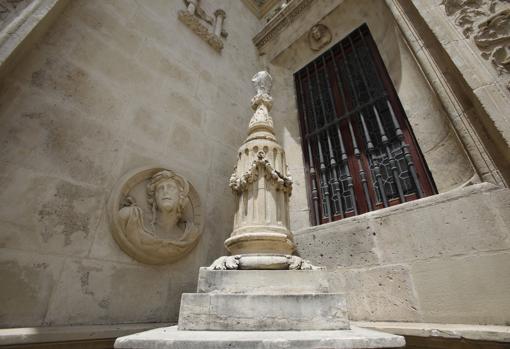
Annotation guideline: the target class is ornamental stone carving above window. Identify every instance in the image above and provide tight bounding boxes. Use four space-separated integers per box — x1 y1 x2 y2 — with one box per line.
442 0 510 89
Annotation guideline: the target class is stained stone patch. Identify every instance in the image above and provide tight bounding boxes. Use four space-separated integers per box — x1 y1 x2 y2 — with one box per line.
0 250 64 327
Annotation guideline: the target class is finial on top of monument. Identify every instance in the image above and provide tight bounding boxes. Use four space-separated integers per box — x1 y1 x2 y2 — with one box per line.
252 71 272 96
249 71 274 131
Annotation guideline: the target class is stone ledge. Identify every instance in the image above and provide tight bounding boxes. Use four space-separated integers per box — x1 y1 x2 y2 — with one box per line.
0 323 171 346
354 321 510 343
115 325 405 349
295 182 501 236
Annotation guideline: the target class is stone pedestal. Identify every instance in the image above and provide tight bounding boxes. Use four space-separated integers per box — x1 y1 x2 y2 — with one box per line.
178 269 349 331
115 269 404 348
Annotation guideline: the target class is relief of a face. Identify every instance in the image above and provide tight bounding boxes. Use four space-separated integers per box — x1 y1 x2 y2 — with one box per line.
155 179 180 212
311 26 322 41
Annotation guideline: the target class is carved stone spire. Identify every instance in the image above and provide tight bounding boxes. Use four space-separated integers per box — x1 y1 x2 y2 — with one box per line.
209 71 319 270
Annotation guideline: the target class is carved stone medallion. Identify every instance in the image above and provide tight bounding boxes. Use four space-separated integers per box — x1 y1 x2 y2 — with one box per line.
108 167 203 265
308 23 332 51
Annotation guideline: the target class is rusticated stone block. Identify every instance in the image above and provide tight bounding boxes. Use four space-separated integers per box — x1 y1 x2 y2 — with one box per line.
178 293 349 331
197 268 331 294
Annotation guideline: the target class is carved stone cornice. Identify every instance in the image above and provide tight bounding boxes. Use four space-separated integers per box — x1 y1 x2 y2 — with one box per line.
253 0 315 49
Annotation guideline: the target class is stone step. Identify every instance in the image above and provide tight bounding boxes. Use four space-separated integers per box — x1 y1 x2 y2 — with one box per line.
197 268 334 294
178 293 349 331
115 325 406 349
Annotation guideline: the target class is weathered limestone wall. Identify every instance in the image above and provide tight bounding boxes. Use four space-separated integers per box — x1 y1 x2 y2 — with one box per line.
0 0 261 327
253 0 510 327
404 0 510 184
266 0 474 231
295 183 510 325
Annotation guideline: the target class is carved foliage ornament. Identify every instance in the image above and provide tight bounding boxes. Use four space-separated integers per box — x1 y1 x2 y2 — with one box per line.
229 151 293 194
108 167 203 265
442 0 510 89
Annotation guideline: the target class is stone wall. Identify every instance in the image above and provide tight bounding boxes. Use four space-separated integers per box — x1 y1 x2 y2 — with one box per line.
0 0 261 327
295 183 510 325
393 0 510 185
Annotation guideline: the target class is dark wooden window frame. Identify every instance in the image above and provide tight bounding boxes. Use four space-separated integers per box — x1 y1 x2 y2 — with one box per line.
294 24 437 225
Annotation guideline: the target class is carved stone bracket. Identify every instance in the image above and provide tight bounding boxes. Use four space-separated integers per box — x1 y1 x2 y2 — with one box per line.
178 0 227 52
442 0 510 89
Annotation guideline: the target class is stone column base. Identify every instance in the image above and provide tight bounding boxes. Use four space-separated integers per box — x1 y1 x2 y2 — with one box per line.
208 254 322 270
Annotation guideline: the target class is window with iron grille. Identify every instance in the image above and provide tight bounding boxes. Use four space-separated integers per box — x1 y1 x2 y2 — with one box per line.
294 24 437 225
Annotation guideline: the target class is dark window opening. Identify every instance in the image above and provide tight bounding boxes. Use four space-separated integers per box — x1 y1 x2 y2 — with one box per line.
294 24 437 225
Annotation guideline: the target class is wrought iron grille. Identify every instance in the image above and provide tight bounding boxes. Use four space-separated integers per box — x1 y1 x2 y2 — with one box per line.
295 24 436 225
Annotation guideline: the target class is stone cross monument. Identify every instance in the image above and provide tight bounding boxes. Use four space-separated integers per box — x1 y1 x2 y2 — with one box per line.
114 72 405 349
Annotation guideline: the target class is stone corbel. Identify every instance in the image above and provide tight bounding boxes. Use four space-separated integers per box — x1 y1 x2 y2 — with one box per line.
178 0 227 52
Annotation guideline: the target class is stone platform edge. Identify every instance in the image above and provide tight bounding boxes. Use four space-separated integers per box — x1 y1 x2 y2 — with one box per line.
1 321 508 345
0 323 171 346
114 325 406 349
353 321 510 343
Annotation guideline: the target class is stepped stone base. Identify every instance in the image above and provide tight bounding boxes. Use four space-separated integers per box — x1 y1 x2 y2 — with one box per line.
178 293 349 331
197 269 330 294
179 269 348 331
114 326 405 348
115 269 405 348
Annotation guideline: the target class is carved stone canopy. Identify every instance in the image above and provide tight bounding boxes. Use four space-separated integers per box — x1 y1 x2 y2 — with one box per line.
108 166 203 265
